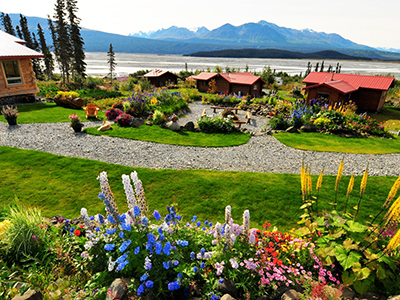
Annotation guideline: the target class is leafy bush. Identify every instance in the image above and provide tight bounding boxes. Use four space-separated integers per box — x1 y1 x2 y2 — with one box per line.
54 91 79 100
136 78 153 92
152 110 165 125
119 77 138 92
115 112 132 127
197 115 235 133
37 81 60 98
77 89 123 100
85 77 104 89
268 114 290 130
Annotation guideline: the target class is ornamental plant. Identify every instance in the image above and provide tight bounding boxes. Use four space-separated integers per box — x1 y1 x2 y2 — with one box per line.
69 113 83 128
55 91 79 100
105 108 123 120
197 115 235 133
115 113 132 127
297 160 400 295
1 105 18 120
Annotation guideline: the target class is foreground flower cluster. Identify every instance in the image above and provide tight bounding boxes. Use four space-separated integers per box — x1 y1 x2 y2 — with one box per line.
73 171 339 299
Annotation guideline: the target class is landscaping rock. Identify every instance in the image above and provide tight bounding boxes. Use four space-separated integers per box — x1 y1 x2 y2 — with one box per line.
47 290 62 299
49 215 67 226
145 120 153 126
300 124 317 132
397 130 400 136
281 289 302 300
12 289 43 300
130 118 144 128
285 126 299 133
217 279 237 297
359 291 386 300
221 294 236 300
388 295 400 300
106 278 131 300
183 121 195 132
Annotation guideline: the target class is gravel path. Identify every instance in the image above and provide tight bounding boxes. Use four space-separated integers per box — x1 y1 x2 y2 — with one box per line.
1 102 399 176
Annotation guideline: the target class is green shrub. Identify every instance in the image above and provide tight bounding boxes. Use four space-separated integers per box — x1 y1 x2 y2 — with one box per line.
37 81 60 98
197 115 235 133
268 114 290 130
115 113 132 127
85 77 104 89
77 89 122 100
119 77 137 91
152 110 165 125
136 78 153 92
1 203 48 261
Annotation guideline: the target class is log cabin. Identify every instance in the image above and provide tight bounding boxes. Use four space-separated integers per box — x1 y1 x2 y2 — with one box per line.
0 30 43 101
303 72 395 112
143 69 180 87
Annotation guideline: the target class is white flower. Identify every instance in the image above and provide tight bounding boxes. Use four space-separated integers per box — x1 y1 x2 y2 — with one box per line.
122 174 136 210
242 210 250 238
84 241 94 250
229 258 239 269
249 233 256 244
108 256 115 272
225 205 231 224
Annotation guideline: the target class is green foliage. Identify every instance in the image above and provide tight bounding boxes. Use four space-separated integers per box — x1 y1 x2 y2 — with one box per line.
119 77 138 91
268 114 290 130
152 109 165 125
1 202 48 261
197 115 235 133
37 81 60 98
76 89 122 100
136 78 153 92
85 76 104 89
115 112 132 127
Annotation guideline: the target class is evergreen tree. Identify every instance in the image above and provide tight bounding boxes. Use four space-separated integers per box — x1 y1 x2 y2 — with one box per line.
107 43 116 83
19 15 34 48
66 0 86 78
37 23 54 80
320 61 324 72
15 25 23 39
52 0 73 83
314 62 319 72
1 13 16 36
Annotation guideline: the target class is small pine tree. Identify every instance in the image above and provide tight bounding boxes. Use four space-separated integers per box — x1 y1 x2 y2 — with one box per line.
15 25 23 39
320 61 324 72
107 43 116 83
314 62 319 72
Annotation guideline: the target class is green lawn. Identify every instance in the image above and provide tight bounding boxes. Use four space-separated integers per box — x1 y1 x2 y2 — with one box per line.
84 124 250 147
274 132 400 154
371 106 400 132
0 146 396 231
0 102 106 123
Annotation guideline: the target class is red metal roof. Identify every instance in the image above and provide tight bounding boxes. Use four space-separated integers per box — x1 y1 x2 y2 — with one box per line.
0 30 43 59
192 72 218 80
220 72 266 85
303 72 394 91
144 69 178 78
304 80 357 94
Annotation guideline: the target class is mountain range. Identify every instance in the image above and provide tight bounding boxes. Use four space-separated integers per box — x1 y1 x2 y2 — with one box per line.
5 13 400 60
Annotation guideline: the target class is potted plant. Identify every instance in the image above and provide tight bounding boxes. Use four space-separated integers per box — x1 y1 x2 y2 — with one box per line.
69 113 84 132
1 105 19 126
169 114 180 131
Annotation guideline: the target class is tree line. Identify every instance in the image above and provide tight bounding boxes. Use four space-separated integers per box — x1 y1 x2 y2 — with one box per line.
0 0 86 84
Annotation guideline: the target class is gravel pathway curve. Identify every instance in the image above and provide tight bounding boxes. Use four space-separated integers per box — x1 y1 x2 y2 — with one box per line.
1 102 399 176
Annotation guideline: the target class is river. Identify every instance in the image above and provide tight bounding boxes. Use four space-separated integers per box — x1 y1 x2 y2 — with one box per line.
85 52 400 79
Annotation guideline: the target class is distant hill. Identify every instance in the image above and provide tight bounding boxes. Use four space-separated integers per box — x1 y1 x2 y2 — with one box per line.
4 13 400 60
186 49 372 60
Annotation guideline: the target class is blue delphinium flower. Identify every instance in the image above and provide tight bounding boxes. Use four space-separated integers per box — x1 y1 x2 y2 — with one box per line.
98 214 104 224
116 260 129 271
155 241 162 255
205 220 209 225
196 221 201 227
119 240 131 253
219 278 224 284
107 215 116 224
137 284 144 296
121 222 131 231
134 246 140 255
140 273 148 281
168 281 180 291
176 215 182 221
159 233 165 241
119 231 124 239
200 262 205 269
201 248 205 257
173 260 179 266
202 227 206 231
106 228 117 235
211 294 220 300
163 261 170 269
104 244 115 251
95 226 100 232
190 252 195 259
209 222 213 227
153 210 161 221
193 266 198 274
191 215 197 222
116 253 128 264
98 192 105 200
90 216 94 221
145 280 154 288
142 217 148 227
134 206 140 217
163 241 171 256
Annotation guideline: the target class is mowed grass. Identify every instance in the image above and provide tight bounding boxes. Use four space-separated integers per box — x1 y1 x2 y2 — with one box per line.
0 102 106 123
0 146 397 231
371 106 400 132
84 124 250 147
274 132 400 154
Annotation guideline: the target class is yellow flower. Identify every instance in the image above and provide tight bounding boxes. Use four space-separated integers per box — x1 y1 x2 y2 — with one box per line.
0 220 11 239
346 175 355 198
360 163 369 196
150 97 158 105
335 158 344 192
385 195 400 226
316 167 324 192
387 229 400 252
384 176 400 208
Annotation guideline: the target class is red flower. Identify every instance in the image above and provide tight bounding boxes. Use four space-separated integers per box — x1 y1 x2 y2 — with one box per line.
74 229 81 236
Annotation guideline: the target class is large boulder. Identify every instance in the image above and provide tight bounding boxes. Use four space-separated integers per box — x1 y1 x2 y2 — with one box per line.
12 290 43 300
300 124 317 132
183 121 195 132
106 278 131 300
130 117 144 128
285 126 299 133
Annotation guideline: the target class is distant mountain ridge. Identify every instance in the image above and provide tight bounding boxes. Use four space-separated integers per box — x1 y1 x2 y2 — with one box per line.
4 13 400 61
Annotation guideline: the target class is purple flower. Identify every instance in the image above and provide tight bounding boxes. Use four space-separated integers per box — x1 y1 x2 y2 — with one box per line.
168 281 180 291
153 210 161 221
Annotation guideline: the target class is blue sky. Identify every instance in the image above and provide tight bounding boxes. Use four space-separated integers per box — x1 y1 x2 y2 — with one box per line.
2 0 400 49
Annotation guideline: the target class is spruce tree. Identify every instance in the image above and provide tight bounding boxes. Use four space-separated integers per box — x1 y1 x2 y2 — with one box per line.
15 25 23 39
37 23 54 80
107 43 116 83
1 13 16 36
66 0 86 78
52 0 73 83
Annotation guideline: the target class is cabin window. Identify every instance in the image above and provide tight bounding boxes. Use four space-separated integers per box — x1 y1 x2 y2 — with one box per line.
316 92 330 101
253 84 258 90
2 60 23 85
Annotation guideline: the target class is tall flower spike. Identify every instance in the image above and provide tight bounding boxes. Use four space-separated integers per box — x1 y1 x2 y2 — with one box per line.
384 176 400 208
98 171 120 219
80 208 93 230
360 163 369 197
301 159 307 201
346 175 355 198
242 210 250 239
387 229 400 252
122 174 137 210
335 158 344 192
225 205 231 224
316 166 324 192
225 224 232 247
131 171 148 216
385 195 400 226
